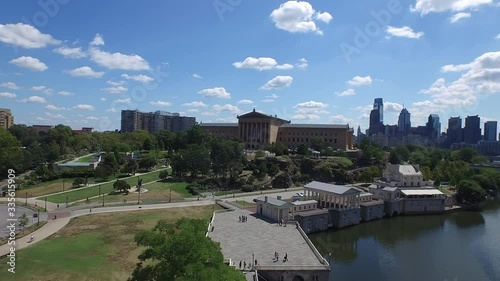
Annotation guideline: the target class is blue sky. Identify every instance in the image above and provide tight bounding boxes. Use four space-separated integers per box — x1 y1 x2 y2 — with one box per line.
0 0 499 133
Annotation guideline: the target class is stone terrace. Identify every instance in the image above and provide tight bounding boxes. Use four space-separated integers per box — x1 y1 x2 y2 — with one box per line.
208 208 328 270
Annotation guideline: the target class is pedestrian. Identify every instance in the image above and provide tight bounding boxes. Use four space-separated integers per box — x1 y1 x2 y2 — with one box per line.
284 253 288 262
255 259 258 266
54 215 57 219
244 261 246 269
239 215 241 222
239 261 242 269
90 208 92 213
57 204 59 209
30 235 34 241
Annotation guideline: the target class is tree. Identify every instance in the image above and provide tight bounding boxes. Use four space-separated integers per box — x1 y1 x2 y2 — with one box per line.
72 178 85 187
296 144 309 155
123 159 139 175
389 150 401 164
138 155 158 170
0 128 24 177
95 165 114 181
129 218 245 281
452 147 478 163
113 179 131 194
159 170 170 180
456 180 486 205
102 153 119 172
18 213 29 230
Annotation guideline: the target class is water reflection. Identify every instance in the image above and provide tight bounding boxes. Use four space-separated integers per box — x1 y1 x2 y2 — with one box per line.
448 210 485 229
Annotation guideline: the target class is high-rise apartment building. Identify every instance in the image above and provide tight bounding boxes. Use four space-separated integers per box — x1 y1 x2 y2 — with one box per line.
397 108 411 136
121 110 195 133
484 121 498 141
447 117 463 144
464 115 481 144
426 114 441 140
0 108 14 129
373 98 383 124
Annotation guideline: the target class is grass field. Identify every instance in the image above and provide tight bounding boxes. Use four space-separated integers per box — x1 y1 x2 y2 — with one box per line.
100 181 192 203
44 169 168 203
75 154 96 163
0 205 221 281
17 178 77 198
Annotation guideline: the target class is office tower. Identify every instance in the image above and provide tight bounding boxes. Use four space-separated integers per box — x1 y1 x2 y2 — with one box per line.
464 115 481 144
0 108 14 129
426 114 441 139
121 110 195 133
484 121 498 141
373 98 383 124
397 108 411 136
447 117 463 144
369 109 383 136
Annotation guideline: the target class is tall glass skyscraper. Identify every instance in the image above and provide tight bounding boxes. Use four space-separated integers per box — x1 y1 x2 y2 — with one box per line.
484 121 498 141
373 98 383 124
398 108 411 135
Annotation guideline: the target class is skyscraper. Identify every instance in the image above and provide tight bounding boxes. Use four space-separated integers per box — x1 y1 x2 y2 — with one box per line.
373 98 383 124
447 117 463 144
369 109 383 136
426 114 441 140
0 108 14 129
397 108 411 136
484 121 498 141
464 115 481 144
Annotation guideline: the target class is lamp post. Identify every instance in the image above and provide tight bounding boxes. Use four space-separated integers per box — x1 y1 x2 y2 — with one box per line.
37 209 40 226
138 184 141 204
25 192 27 206
169 189 172 203
44 197 47 212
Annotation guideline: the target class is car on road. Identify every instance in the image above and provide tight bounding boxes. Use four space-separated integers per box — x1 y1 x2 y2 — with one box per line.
291 192 304 201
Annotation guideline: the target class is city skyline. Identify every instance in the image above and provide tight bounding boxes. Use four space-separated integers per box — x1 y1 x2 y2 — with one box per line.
0 1 499 132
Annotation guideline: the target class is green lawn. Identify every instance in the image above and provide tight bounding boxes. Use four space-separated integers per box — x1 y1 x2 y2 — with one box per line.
75 154 96 163
44 169 168 203
99 181 192 203
0 205 219 281
146 181 192 198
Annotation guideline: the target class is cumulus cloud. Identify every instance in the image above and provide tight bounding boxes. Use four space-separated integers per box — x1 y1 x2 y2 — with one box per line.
296 58 308 70
329 115 352 124
45 112 66 119
68 66 104 78
261 76 293 90
53 46 86 58
19 96 46 103
337 89 356 96
9 56 48 71
90 34 105 46
89 46 150 71
294 101 328 109
411 0 492 15
385 102 404 112
182 101 208 107
198 87 231 99
0 92 16 98
449 12 471 23
270 1 332 35
57 91 75 96
0 23 60 48
386 26 424 39
193 73 203 79
233 57 293 71
121 74 154 83
237 99 254 104
292 114 320 120
102 86 128 94
213 104 242 114
45 104 66 111
261 99 275 103
114 98 131 104
87 116 99 120
74 104 95 111
1 82 20 90
150 101 172 107
106 80 125 86
347 75 372 86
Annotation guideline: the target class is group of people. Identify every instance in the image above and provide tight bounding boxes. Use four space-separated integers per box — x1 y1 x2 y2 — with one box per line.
238 215 248 222
278 219 287 226
274 252 288 262
239 260 252 270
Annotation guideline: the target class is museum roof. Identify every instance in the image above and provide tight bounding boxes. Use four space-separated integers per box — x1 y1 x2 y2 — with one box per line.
304 181 361 195
281 124 349 129
199 123 238 127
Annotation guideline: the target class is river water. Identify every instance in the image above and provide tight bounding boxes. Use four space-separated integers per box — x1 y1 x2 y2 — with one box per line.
309 200 500 281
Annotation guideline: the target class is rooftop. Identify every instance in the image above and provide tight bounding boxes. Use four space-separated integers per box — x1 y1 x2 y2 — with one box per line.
281 124 349 129
254 196 290 207
290 200 317 206
199 123 238 127
209 209 328 270
398 165 422 176
305 181 361 196
400 189 444 196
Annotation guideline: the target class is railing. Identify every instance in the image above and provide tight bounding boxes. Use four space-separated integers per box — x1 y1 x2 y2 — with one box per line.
294 222 330 269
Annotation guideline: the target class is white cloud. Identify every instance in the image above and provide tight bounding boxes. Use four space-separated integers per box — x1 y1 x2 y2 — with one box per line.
69 66 104 78
114 98 131 104
121 74 154 83
1 82 19 90
106 80 125 86
90 34 105 46
102 86 128 94
329 115 352 124
266 93 279 99
100 97 107 101
45 104 66 111
386 26 424 39
411 0 492 15
198 87 231 99
45 112 66 119
19 96 46 103
0 23 60 49
233 57 293 71
270 1 332 35
182 101 208 107
316 12 333 23
57 91 75 96
187 109 199 112
385 102 404 112
261 76 293 90
347 75 372 86
337 89 356 96
237 99 254 104
449 12 471 23
261 99 275 103
87 116 99 120
150 101 172 107
496 33 500 39
35 117 49 121
441 63 472 72
9 56 48 71
213 104 242 114
31 86 46 91
89 45 150 71
53 46 86 58
292 114 320 120
297 58 308 70
74 104 95 111
0 92 16 98
294 101 328 109
193 73 202 79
